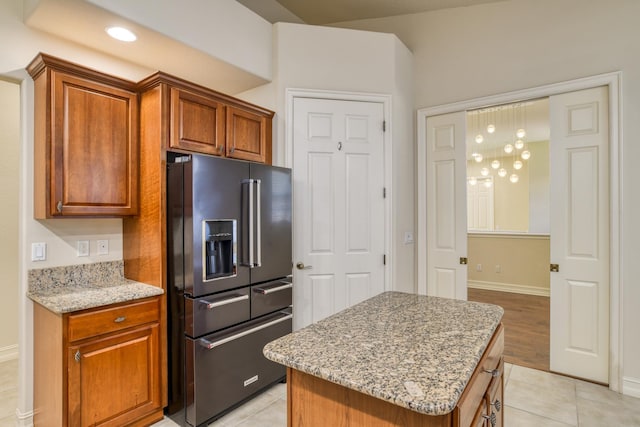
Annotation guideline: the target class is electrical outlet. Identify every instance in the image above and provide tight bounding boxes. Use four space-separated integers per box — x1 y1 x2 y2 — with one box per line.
97 239 109 255
495 264 501 273
476 263 482 272
77 240 89 257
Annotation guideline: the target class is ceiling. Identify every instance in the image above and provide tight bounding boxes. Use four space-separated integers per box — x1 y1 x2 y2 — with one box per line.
237 0 508 25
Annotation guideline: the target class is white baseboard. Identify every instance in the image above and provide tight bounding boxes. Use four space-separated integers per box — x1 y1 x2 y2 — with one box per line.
0 344 18 363
468 280 550 297
15 408 34 427
623 376 640 398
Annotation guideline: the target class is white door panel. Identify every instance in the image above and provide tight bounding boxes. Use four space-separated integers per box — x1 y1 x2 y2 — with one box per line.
293 98 386 330
550 86 609 383
426 112 468 299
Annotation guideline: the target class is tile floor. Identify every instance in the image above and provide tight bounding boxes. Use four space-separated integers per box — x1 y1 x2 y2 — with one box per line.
153 363 640 427
1 358 638 426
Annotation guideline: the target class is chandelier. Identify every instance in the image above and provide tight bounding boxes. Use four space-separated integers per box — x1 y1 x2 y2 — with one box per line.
467 102 532 186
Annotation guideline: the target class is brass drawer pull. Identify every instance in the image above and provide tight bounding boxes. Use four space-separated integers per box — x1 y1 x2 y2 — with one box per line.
114 316 126 323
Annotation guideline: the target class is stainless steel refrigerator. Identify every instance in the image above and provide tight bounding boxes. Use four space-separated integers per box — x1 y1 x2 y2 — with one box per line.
166 152 292 427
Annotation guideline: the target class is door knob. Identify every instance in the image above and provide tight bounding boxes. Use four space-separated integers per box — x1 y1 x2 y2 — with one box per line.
550 264 559 272
296 262 312 270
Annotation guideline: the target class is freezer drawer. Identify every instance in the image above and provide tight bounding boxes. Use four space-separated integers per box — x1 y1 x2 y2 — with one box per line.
185 309 292 427
185 287 250 338
251 278 292 318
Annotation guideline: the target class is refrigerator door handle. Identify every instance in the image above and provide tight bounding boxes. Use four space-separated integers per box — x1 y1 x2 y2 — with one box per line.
255 179 262 268
248 178 254 267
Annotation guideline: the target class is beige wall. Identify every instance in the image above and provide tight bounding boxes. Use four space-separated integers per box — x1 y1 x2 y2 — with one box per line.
468 234 550 292
0 79 20 359
334 0 640 386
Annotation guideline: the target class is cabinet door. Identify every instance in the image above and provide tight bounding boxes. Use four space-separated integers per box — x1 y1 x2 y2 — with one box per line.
50 70 138 217
226 106 271 164
68 324 161 427
170 87 226 155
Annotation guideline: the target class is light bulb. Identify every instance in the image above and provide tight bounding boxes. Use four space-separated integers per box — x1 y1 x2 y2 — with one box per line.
487 124 496 134
480 167 490 176
514 139 524 150
491 160 500 169
521 150 531 160
106 26 137 42
474 154 483 162
498 168 507 178
514 160 523 170
468 177 477 185
510 173 519 183
504 144 514 154
475 134 484 144
484 180 492 188
516 128 526 138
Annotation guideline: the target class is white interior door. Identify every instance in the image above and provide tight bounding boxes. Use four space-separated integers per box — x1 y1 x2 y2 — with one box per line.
549 86 609 383
425 112 468 299
292 97 386 330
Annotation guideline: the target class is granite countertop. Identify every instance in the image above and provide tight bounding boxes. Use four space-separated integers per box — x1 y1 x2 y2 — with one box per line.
27 260 164 314
263 291 503 416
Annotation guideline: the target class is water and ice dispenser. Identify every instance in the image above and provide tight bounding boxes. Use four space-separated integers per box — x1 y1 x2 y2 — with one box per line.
203 220 236 280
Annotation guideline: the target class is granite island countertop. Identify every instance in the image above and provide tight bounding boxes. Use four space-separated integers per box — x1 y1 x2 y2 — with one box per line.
263 291 503 416
27 260 164 314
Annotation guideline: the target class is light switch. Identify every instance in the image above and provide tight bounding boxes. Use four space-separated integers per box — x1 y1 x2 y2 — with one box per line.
404 231 414 244
77 240 89 257
31 242 46 261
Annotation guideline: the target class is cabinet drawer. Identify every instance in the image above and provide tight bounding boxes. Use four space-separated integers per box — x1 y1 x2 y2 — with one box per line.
68 298 160 342
454 324 504 427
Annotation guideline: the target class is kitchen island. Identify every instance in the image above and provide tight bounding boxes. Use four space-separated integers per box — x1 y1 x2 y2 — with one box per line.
264 291 504 427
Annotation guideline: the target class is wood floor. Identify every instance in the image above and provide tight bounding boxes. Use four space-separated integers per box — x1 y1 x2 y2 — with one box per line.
468 288 550 372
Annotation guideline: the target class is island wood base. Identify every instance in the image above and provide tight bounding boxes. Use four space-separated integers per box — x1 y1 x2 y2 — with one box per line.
286 324 504 427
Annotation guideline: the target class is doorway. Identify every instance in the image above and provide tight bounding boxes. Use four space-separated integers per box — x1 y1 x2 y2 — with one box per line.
417 73 621 390
464 98 552 372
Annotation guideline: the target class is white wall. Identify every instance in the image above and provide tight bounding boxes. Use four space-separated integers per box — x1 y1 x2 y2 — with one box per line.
333 0 640 392
237 23 416 293
0 79 20 361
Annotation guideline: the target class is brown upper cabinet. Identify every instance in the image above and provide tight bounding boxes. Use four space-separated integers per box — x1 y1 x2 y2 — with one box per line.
27 54 139 218
144 72 274 164
27 54 274 219
170 87 226 156
226 105 272 163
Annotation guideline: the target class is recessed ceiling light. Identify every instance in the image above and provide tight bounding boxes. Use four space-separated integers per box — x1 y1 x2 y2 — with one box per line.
106 26 137 42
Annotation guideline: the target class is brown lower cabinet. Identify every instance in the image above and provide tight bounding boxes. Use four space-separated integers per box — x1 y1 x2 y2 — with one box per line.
286 324 504 427
33 297 163 427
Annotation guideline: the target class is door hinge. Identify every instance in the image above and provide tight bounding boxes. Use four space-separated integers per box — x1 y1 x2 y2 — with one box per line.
383 187 387 198
383 120 387 132
383 254 387 265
